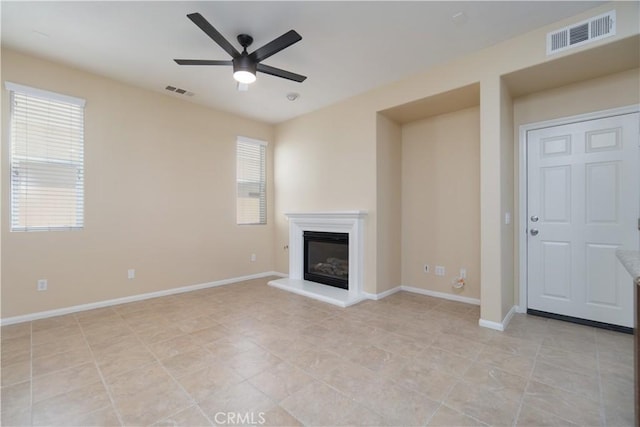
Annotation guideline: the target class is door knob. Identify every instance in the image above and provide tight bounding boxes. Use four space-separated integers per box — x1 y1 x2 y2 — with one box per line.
530 215 539 222
530 229 539 236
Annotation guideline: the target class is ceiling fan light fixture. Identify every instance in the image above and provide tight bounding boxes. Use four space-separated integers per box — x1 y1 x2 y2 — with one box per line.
233 70 256 84
233 56 257 84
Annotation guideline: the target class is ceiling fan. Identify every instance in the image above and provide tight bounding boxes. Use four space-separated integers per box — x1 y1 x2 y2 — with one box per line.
174 13 307 86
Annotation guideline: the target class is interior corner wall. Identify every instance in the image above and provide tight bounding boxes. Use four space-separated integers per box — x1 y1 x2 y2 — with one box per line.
1 49 275 319
479 76 504 324
375 114 402 293
401 107 480 299
512 68 640 307
500 79 515 318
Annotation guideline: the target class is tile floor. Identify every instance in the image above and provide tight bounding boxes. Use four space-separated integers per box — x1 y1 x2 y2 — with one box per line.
0 277 634 426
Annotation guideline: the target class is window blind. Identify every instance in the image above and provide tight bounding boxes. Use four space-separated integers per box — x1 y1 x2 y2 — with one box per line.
236 137 267 225
6 82 86 232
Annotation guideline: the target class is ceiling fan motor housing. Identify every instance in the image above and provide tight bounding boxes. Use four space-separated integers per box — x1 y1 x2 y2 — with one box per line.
233 55 257 75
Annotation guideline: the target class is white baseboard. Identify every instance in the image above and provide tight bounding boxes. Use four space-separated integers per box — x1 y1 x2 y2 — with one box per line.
401 285 480 306
363 286 401 300
503 305 517 328
478 305 517 331
362 284 481 306
1 271 284 326
478 318 504 331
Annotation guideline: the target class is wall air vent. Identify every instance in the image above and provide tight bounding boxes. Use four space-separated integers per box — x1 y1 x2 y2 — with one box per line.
547 10 615 55
165 85 194 96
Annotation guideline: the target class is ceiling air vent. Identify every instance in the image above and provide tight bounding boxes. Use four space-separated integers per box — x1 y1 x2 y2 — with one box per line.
165 85 194 96
547 10 615 55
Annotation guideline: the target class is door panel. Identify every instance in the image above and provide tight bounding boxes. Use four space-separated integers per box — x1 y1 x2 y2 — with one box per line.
586 127 621 152
542 135 572 157
541 166 571 222
541 241 571 299
586 161 619 224
585 243 619 307
527 112 639 328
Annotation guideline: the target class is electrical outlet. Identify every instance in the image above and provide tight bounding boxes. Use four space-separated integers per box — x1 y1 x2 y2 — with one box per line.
37 279 48 291
459 268 467 279
435 266 445 276
128 269 135 279
424 264 430 273
250 253 257 262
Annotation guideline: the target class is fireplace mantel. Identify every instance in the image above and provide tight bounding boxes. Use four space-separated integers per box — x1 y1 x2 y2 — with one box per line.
284 211 368 220
269 211 367 307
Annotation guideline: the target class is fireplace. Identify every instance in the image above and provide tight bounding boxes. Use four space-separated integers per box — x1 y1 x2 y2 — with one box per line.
268 211 367 307
304 231 349 289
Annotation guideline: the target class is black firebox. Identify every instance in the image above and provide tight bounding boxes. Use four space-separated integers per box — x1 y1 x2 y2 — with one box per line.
303 231 349 290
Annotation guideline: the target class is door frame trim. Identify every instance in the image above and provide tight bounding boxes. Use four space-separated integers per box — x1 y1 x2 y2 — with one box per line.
517 104 640 313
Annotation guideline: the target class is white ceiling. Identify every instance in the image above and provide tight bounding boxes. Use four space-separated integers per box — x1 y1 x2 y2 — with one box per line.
1 1 603 124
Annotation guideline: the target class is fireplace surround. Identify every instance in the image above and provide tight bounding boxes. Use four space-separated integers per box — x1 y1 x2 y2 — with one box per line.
268 211 367 307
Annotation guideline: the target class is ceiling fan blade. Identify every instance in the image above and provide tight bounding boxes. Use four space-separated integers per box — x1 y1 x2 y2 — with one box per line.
174 59 233 66
256 64 307 82
187 13 240 58
249 30 302 63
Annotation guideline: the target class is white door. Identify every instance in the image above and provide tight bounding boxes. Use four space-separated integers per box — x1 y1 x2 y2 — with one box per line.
527 112 639 328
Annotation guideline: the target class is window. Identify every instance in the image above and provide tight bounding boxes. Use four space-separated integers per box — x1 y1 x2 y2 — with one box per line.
6 82 85 231
236 136 267 225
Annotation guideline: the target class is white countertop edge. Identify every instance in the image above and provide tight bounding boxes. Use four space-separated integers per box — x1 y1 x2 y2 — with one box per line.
616 249 640 284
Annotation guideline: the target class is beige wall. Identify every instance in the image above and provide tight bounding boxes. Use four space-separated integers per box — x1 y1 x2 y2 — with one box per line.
512 68 640 306
1 49 275 318
401 107 480 298
376 114 402 293
513 68 640 126
273 99 378 292
274 2 639 325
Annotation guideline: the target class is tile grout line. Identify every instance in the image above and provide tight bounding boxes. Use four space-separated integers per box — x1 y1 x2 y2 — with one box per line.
238 332 330 424
129 317 259 426
594 330 607 426
532 349 604 398
516 323 602 426
29 321 33 427
136 336 211 426
511 339 542 427
415 338 454 424
236 319 351 417
422 379 459 426
226 320 318 423
250 336 387 423
297 336 451 424
427 342 502 427
76 311 127 427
